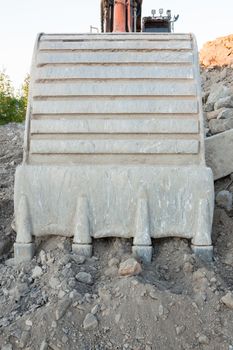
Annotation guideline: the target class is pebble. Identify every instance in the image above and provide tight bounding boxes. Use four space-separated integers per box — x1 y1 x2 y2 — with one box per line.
39 250 47 265
39 340 48 350
91 304 99 315
51 320 57 328
32 265 43 279
176 325 186 336
62 335 68 344
1 344 13 350
115 313 121 324
55 296 72 320
58 290 66 299
83 313 98 330
71 254 86 265
198 334 209 345
25 319 33 326
158 304 164 316
216 190 233 211
149 291 158 300
221 292 233 309
75 272 93 284
118 258 142 277
49 277 61 290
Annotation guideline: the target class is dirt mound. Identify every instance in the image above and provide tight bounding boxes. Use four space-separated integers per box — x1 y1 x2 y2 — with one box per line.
200 35 233 68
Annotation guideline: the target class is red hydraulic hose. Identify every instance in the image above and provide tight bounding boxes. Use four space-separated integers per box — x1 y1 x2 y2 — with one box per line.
113 0 127 32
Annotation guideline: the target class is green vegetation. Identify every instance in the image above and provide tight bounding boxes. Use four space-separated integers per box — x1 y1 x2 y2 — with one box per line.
0 70 29 125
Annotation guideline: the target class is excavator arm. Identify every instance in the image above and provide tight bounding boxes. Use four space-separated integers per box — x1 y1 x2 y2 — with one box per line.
101 0 142 32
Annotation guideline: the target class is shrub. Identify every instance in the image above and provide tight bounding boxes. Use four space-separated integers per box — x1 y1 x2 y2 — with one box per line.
0 71 29 125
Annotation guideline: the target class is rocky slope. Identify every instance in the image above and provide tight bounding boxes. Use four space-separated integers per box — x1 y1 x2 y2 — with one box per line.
201 66 233 136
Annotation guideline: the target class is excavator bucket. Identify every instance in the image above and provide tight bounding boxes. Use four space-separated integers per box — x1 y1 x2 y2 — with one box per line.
14 33 214 263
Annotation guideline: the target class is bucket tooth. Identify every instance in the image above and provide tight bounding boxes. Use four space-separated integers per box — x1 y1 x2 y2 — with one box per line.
191 198 213 261
72 196 92 257
14 195 35 262
132 195 152 263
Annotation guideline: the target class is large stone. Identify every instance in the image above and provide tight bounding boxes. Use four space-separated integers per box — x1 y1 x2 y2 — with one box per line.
206 108 225 121
118 258 142 276
217 108 233 120
214 96 233 110
206 83 231 105
209 118 233 134
216 190 232 211
203 103 214 113
75 272 93 285
205 129 233 180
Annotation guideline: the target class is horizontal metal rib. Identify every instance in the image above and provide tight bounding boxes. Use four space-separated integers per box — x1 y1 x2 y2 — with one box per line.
39 40 192 51
40 34 191 41
30 139 199 154
32 98 198 114
35 64 194 80
33 80 196 97
30 119 199 134
37 51 193 65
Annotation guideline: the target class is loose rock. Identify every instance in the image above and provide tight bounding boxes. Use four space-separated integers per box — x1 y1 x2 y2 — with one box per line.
39 340 48 350
32 265 43 279
49 277 61 290
215 95 233 110
198 334 209 345
221 292 233 309
206 83 231 104
206 108 225 120
216 190 232 211
83 313 98 330
55 297 72 321
118 258 142 277
75 272 93 284
209 118 233 134
217 108 233 120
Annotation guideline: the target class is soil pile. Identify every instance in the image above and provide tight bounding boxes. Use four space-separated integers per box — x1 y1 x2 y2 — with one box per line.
200 35 233 68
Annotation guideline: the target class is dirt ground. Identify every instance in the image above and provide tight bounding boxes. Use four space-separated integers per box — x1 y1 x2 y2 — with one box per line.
0 69 233 350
